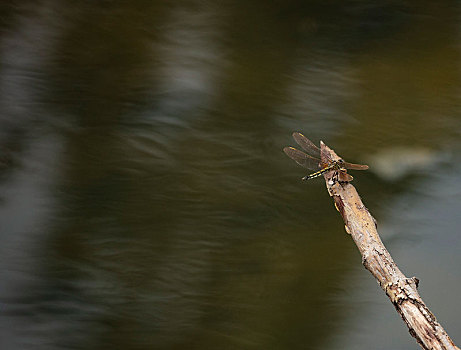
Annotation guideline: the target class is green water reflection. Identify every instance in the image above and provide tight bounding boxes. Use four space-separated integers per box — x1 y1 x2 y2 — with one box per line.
0 1 460 349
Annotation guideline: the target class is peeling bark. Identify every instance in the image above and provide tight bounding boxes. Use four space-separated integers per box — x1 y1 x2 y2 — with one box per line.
318 141 459 350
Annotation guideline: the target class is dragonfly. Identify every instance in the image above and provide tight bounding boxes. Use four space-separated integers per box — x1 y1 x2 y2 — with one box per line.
283 132 369 182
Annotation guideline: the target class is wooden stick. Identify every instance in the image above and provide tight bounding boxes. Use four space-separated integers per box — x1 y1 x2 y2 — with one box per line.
319 141 459 350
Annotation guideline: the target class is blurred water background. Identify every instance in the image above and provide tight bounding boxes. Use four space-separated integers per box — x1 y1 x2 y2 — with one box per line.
0 1 460 349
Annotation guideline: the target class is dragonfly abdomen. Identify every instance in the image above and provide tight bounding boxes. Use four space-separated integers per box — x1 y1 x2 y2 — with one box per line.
302 165 335 180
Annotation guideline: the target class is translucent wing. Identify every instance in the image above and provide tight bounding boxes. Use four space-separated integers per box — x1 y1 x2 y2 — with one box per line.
283 147 321 170
343 162 369 170
292 132 320 156
338 169 354 182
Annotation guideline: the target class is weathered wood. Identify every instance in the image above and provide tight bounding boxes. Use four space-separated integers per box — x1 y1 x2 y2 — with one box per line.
319 141 459 350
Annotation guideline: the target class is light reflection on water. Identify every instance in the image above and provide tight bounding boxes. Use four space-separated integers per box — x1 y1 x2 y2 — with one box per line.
0 1 460 349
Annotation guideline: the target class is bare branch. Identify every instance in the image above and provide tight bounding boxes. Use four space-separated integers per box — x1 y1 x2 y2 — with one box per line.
319 141 459 350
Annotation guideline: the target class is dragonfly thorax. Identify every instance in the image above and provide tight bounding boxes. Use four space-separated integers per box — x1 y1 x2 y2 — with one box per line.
332 159 346 169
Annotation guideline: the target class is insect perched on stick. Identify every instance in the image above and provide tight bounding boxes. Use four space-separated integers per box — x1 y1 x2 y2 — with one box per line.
283 132 369 182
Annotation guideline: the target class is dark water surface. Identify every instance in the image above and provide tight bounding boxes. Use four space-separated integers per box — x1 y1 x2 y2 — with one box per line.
1 1 460 349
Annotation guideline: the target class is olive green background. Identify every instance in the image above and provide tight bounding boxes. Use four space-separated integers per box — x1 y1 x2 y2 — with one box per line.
0 1 460 349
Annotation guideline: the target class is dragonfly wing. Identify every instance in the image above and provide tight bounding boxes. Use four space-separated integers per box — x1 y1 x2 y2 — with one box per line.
338 170 354 182
283 147 321 170
292 132 320 155
343 162 369 170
